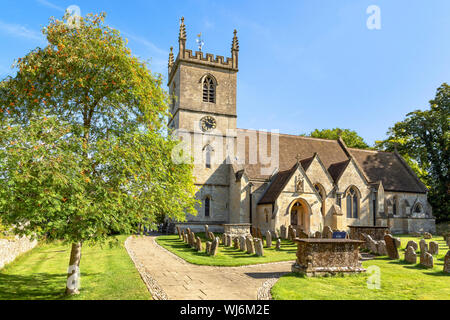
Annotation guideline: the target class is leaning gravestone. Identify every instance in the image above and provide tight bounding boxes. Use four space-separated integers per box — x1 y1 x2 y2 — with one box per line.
204 224 209 235
429 241 439 255
176 226 182 239
206 241 212 255
266 231 272 248
444 251 450 273
280 225 288 240
420 252 434 268
423 232 432 239
196 236 203 252
322 226 333 239
376 240 388 256
254 239 264 257
190 232 196 248
314 231 322 239
246 237 255 255
276 239 281 250
208 231 215 241
239 236 247 252
210 237 219 256
404 246 417 264
288 226 293 240
366 235 378 254
298 230 309 239
406 240 418 251
384 234 399 259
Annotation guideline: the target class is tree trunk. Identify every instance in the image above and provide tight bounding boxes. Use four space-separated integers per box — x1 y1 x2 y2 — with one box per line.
65 242 82 295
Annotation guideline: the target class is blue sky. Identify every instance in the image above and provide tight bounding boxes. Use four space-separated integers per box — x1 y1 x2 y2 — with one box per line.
1 0 449 145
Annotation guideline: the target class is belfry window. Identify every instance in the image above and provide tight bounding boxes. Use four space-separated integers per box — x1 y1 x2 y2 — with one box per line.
202 76 215 103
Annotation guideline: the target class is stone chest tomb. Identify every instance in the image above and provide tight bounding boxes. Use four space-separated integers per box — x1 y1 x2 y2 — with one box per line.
291 238 366 277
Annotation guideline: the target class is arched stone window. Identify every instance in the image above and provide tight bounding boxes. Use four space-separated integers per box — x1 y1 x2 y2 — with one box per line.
346 186 359 219
202 76 215 103
314 183 326 217
413 203 423 214
204 196 211 217
393 196 398 216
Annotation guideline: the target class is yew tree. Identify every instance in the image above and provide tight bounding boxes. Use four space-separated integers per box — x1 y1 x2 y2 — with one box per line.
0 13 197 295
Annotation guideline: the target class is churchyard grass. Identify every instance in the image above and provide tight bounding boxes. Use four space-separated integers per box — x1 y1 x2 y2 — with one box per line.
271 235 449 300
156 233 297 266
0 235 150 300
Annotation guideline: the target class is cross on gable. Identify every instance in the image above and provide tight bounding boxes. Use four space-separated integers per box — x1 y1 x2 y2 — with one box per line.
295 154 302 163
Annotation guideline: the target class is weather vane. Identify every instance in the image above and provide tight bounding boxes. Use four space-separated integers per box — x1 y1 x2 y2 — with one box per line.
196 32 204 51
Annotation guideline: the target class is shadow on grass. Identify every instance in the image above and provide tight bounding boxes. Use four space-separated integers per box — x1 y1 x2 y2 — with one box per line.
0 273 68 300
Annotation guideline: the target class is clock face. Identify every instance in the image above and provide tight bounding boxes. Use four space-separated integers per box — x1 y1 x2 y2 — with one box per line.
200 116 217 132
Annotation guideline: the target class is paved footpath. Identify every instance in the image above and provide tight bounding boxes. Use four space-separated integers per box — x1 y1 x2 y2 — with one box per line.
126 235 293 300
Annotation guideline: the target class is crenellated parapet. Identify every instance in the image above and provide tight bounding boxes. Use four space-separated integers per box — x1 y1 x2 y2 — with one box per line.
168 17 238 83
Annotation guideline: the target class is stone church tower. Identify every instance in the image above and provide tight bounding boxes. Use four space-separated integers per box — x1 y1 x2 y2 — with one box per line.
167 18 240 228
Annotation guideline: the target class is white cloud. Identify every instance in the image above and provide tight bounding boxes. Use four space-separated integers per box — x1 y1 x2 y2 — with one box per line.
36 0 65 12
122 31 168 57
0 20 46 43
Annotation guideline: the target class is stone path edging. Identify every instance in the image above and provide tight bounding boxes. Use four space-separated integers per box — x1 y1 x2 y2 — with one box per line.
124 236 168 300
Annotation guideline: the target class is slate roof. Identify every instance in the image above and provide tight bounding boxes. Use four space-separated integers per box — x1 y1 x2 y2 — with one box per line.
236 129 427 203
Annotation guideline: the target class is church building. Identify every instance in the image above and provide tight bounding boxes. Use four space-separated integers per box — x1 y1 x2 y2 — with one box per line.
168 18 436 236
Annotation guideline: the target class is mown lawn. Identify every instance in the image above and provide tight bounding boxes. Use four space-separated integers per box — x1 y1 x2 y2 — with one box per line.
271 235 450 300
156 233 297 266
0 235 150 300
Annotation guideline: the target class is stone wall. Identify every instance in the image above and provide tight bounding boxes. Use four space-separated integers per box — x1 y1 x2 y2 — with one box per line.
0 236 38 269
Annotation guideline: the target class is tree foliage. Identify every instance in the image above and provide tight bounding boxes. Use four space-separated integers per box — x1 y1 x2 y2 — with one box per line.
375 83 450 222
302 128 370 149
0 12 197 293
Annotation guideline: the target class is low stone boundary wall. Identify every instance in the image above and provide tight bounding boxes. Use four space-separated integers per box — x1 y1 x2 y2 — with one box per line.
0 236 38 269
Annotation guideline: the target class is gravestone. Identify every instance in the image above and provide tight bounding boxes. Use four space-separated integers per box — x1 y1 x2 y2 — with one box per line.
332 231 347 239
276 238 281 250
394 237 401 249
314 231 322 239
291 229 297 240
210 237 219 256
181 230 186 242
190 232 196 248
298 230 309 239
221 234 225 245
176 226 182 239
273 230 279 239
204 224 209 235
266 231 272 248
423 232 432 239
280 225 288 240
186 228 191 236
257 228 263 240
429 241 439 255
254 239 264 257
251 227 257 237
196 236 203 252
322 226 333 239
444 251 450 273
206 241 212 255
384 234 399 259
376 240 388 256
404 246 417 264
246 236 255 255
366 235 378 254
233 237 239 249
208 231 215 241
420 252 434 268
406 240 418 251
239 236 247 252
419 239 428 253
288 226 294 240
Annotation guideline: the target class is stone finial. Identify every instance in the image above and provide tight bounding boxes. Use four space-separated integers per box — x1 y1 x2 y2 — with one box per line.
231 29 239 51
179 17 186 41
178 17 187 58
168 46 174 71
231 29 239 69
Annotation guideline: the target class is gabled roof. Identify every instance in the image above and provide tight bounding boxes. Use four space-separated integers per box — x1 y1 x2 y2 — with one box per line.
328 159 350 183
349 148 427 194
258 163 299 205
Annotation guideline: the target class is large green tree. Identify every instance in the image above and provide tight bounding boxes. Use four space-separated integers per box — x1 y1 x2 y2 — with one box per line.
375 83 449 222
0 13 197 295
302 128 370 149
